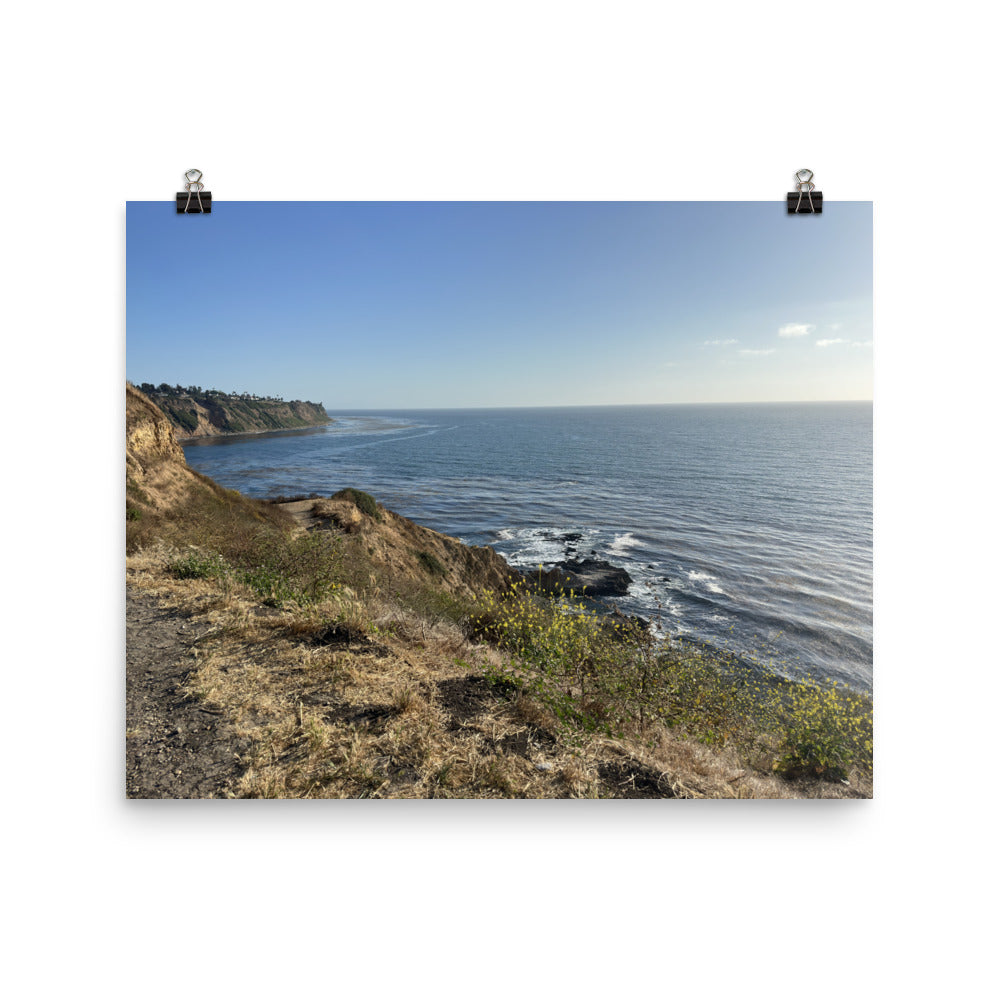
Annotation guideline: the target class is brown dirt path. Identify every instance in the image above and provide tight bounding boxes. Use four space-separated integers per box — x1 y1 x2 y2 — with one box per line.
126 587 250 798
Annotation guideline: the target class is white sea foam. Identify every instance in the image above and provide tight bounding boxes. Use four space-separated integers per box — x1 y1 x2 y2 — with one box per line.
626 580 682 621
687 569 726 595
494 526 598 567
608 531 642 555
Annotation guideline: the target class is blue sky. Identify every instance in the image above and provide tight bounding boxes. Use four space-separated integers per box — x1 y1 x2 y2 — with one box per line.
126 201 872 408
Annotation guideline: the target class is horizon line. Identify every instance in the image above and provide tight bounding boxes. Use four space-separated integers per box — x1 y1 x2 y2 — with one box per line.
324 398 874 412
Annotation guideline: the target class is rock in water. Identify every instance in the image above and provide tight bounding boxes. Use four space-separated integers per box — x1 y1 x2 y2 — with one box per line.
534 558 632 597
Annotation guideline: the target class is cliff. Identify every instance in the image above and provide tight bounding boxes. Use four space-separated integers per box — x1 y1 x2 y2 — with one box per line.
125 383 516 601
126 383 205 512
134 385 331 440
277 493 518 601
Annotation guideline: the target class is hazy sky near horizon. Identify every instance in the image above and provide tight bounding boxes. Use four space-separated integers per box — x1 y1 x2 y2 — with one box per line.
126 201 872 408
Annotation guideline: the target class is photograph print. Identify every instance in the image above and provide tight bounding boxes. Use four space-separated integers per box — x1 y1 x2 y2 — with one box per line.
125 200 873 799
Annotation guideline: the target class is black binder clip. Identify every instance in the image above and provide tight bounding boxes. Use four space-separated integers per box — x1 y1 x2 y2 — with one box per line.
176 169 211 214
787 169 822 214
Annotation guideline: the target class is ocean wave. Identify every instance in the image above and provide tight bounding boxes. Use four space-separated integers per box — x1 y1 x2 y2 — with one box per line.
336 426 453 453
607 531 642 555
491 525 602 567
686 569 727 595
498 531 575 566
625 579 683 621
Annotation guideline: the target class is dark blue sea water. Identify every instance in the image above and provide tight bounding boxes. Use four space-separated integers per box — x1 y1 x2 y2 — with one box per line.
183 403 873 691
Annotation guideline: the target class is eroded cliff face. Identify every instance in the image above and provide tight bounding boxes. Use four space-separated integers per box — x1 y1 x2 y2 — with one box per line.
126 385 192 502
152 392 330 439
127 383 215 516
127 384 186 468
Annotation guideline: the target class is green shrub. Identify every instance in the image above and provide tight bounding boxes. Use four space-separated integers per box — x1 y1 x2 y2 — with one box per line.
174 408 198 433
236 563 298 605
332 488 380 520
470 581 642 737
166 526 344 608
770 682 873 781
229 532 343 606
469 582 873 778
415 550 447 578
171 551 230 580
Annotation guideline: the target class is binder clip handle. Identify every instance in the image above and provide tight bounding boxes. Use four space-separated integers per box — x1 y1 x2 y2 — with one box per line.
787 168 822 214
177 168 212 214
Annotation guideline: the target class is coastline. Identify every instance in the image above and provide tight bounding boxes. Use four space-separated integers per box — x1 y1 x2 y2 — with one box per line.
132 384 332 442
127 380 873 797
178 419 333 444
274 492 848 697
181 404 872 692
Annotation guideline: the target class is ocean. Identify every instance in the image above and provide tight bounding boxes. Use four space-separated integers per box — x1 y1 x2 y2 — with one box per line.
182 402 873 692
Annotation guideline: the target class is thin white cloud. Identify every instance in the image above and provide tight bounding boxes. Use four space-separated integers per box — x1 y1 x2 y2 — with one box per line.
816 338 847 348
851 340 873 348
703 338 738 346
828 322 843 331
739 348 776 356
778 323 814 338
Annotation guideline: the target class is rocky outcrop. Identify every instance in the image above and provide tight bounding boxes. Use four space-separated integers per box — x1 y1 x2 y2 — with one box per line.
126 384 206 512
126 384 186 471
534 558 633 597
503 531 633 598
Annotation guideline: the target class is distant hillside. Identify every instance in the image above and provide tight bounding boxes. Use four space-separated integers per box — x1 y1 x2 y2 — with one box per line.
132 383 331 439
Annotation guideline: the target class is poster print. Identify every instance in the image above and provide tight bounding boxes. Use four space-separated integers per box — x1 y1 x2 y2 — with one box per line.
126 201 873 799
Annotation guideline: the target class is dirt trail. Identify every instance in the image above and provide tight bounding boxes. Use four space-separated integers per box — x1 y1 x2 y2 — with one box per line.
126 587 250 798
275 498 322 530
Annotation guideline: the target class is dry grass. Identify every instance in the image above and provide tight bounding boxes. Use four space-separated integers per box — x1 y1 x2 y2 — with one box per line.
127 546 870 799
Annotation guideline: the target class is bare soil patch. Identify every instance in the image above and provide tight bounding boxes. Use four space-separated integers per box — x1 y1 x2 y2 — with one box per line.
597 759 675 799
126 587 250 798
437 673 519 726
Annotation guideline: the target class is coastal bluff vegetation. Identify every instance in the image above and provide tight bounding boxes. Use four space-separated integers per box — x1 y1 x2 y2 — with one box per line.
126 383 872 799
133 382 331 439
